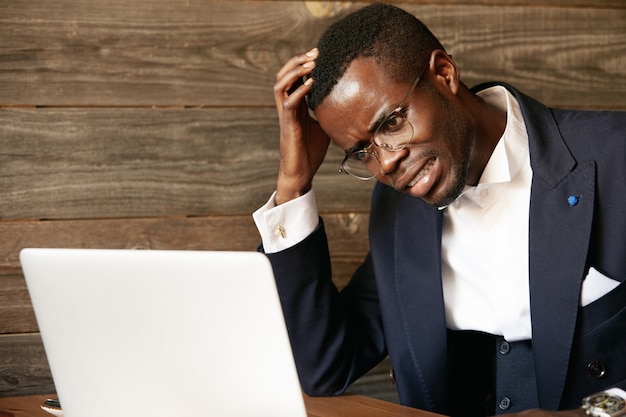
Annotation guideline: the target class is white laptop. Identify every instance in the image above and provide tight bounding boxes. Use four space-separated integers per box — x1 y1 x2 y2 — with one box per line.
20 248 307 417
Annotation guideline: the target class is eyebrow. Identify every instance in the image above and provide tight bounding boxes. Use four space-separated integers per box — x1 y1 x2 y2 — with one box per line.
344 139 373 155
368 105 397 134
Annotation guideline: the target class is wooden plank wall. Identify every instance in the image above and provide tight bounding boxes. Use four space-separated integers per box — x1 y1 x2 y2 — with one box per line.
1 0 625 400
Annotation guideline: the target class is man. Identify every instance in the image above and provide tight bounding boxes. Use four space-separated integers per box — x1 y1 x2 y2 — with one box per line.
253 4 626 416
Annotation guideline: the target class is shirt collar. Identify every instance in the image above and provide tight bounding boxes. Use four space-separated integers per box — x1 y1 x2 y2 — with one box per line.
476 85 529 185
447 85 529 208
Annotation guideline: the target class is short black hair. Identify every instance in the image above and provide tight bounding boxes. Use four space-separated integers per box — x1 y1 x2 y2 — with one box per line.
307 3 444 110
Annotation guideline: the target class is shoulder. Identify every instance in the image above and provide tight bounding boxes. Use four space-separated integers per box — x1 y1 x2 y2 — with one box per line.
551 108 626 162
482 81 626 161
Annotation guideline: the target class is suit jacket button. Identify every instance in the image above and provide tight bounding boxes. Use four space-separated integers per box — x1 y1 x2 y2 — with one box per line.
499 341 511 355
587 361 607 379
499 396 511 410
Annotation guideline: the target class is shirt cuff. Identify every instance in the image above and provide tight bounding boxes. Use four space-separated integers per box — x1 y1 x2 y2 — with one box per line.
252 188 319 253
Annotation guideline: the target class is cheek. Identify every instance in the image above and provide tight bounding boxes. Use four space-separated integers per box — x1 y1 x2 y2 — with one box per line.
423 98 471 159
445 107 473 156
409 81 468 146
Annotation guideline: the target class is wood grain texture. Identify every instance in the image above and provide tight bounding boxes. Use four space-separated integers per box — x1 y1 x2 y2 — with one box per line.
0 0 319 107
1 1 624 109
0 213 370 334
391 0 625 5
413 5 626 109
2 393 422 416
303 392 439 417
0 274 38 335
0 107 374 220
0 334 54 397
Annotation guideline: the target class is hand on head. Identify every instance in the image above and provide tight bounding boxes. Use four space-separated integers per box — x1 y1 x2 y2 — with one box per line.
273 48 330 205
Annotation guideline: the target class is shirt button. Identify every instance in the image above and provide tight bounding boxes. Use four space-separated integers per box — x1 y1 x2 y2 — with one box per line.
499 396 511 411
499 341 511 355
587 361 607 379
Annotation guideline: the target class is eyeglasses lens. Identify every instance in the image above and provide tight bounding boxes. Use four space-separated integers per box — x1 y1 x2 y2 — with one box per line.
373 112 414 151
342 113 414 180
342 151 377 180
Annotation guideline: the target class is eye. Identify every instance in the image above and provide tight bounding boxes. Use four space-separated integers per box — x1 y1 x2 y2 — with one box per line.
352 148 372 162
378 112 406 133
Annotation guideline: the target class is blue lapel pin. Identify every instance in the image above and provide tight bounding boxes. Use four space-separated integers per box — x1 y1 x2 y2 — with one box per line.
567 195 579 207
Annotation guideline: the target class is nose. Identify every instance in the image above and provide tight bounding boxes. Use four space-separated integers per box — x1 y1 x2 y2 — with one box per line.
376 147 407 176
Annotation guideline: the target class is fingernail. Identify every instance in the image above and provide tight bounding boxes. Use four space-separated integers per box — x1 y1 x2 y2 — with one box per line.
306 48 319 58
304 77 313 85
303 61 315 68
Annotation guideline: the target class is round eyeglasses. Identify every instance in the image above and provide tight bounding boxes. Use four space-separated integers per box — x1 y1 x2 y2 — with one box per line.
339 65 426 180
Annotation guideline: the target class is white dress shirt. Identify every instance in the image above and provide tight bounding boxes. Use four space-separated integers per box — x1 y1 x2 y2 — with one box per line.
441 86 532 341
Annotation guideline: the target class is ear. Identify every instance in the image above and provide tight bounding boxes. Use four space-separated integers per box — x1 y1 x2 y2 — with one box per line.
428 49 461 95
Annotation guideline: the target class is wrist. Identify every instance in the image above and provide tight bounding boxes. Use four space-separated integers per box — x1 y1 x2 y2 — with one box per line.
275 180 312 206
581 389 626 417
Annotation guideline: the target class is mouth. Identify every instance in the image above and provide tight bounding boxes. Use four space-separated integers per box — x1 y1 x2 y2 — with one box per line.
406 159 436 189
389 155 441 200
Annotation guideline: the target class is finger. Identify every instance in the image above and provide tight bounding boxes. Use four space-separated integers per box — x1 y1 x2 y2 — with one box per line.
274 48 318 105
274 58 315 100
281 77 313 114
287 75 305 95
274 64 314 119
276 48 318 81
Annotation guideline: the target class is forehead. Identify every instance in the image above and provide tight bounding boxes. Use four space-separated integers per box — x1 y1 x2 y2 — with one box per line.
314 58 408 147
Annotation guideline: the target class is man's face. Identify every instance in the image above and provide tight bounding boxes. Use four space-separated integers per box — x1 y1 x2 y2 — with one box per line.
314 57 474 208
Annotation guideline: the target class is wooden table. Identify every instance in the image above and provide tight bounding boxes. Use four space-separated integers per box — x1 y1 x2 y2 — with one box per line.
0 394 442 417
304 394 442 417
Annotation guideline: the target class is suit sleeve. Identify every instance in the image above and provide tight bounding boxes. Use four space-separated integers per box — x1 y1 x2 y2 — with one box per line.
259 219 387 396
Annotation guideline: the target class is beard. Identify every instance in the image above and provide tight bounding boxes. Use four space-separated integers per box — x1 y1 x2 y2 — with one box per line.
429 130 472 208
422 86 474 208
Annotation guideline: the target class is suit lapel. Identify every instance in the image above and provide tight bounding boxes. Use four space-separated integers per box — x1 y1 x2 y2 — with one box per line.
528 162 595 409
515 88 597 410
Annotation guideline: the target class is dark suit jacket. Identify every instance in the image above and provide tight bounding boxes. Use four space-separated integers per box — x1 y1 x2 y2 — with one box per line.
263 83 626 415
